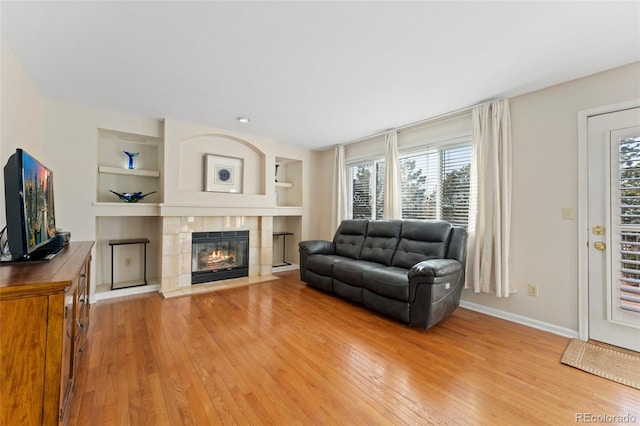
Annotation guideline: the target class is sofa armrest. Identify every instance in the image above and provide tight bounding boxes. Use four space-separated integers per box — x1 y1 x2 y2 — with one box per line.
408 258 465 328
408 259 462 281
298 240 335 256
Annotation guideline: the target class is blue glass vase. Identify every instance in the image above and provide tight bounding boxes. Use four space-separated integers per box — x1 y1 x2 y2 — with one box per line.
124 151 139 169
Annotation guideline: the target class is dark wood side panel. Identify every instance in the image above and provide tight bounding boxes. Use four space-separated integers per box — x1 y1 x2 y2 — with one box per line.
0 296 49 426
0 241 94 426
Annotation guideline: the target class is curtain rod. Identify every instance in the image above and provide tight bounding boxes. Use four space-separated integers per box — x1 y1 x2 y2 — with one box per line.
342 99 498 147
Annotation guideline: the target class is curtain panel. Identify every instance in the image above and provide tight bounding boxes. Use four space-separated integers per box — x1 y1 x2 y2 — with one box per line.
466 99 513 297
331 145 347 232
383 131 402 219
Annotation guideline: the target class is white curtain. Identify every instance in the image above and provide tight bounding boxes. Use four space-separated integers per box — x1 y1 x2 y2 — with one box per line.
466 99 513 297
331 145 347 231
383 131 402 219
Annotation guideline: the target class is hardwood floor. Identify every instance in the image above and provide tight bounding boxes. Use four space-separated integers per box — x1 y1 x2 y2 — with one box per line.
68 271 640 425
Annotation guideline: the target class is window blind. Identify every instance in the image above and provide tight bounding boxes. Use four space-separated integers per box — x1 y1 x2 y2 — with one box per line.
346 140 472 226
441 145 472 227
348 161 385 220
375 162 385 220
350 163 373 219
399 144 471 226
618 136 640 314
400 152 438 220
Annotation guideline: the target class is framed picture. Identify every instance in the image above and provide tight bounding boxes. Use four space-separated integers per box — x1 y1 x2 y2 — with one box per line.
204 154 243 193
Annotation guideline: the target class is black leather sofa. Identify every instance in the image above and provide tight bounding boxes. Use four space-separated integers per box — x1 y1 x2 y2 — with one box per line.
298 219 467 329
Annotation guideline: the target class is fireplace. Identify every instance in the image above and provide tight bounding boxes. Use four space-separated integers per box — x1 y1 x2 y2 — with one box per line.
191 231 249 284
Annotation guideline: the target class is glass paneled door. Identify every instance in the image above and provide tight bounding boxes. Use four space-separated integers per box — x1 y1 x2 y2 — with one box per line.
587 107 640 351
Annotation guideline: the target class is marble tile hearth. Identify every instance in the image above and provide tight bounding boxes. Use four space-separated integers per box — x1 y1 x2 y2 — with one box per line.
160 215 277 298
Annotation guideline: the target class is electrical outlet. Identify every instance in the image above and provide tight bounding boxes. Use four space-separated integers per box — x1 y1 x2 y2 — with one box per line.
125 257 132 267
528 284 538 297
562 207 575 220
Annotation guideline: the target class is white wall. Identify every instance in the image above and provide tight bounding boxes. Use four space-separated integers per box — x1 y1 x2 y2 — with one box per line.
42 100 163 241
40 105 314 288
343 113 472 161
0 39 45 226
1 40 163 244
308 149 334 240
463 61 640 331
309 61 640 332
164 118 276 206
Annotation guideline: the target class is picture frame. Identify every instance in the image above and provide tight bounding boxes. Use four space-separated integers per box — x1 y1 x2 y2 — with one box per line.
204 154 243 193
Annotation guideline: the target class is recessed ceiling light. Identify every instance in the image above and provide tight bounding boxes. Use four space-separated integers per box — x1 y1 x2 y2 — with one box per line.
236 117 250 124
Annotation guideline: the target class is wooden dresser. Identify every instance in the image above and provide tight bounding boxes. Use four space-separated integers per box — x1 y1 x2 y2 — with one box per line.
0 241 94 426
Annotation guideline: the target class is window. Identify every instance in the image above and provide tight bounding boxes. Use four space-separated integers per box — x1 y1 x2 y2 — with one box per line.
347 160 385 219
347 139 472 227
400 144 472 227
441 145 472 226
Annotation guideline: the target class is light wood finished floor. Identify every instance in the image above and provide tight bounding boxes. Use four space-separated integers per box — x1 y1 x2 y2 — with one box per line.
69 271 640 425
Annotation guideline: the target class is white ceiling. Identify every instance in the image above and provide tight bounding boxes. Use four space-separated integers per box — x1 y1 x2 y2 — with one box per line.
2 1 639 151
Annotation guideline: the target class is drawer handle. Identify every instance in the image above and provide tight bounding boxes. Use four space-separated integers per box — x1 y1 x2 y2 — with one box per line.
76 318 89 329
80 273 87 278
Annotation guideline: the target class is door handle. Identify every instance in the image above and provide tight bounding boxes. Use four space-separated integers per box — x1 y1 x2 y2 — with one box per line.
594 241 606 251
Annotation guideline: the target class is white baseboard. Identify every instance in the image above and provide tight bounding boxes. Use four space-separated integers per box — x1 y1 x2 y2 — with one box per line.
92 284 161 303
459 300 579 339
273 263 299 273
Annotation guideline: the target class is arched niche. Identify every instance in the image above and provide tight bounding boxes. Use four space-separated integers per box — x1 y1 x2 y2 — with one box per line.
178 134 266 195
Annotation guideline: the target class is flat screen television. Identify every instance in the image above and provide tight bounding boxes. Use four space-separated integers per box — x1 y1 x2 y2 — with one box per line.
3 148 59 261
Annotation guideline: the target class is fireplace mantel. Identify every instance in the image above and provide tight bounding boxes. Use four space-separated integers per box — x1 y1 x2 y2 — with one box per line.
160 215 276 298
93 124 307 300
93 202 303 218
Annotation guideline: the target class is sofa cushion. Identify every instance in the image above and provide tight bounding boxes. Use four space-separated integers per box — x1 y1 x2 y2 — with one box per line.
304 270 334 293
306 254 348 276
333 279 364 303
360 220 402 266
391 220 452 269
362 266 410 301
333 220 368 259
363 290 410 324
332 259 384 287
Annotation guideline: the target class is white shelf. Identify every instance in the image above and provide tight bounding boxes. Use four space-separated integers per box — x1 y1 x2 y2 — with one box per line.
275 156 302 207
93 202 302 217
275 182 293 188
92 202 161 217
274 206 303 216
98 166 160 178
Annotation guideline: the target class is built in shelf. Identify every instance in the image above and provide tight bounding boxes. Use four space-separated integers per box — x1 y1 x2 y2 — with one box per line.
275 182 293 188
93 202 302 217
98 165 160 178
92 202 161 217
274 206 304 216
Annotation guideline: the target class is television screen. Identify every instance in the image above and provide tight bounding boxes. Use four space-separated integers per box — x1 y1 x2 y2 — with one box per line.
21 150 56 250
3 149 57 260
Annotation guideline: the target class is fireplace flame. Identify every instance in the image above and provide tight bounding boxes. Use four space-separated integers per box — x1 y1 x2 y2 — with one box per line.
209 250 235 264
198 248 236 270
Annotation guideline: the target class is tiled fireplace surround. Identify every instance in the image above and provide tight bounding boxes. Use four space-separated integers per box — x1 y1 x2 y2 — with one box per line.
160 215 274 297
